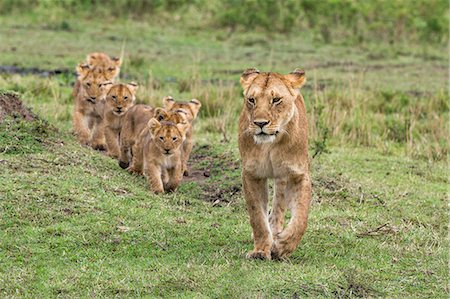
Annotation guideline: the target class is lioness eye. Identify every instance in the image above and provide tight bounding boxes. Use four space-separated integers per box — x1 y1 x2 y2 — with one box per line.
172 137 177 141
159 136 164 141
272 97 282 104
248 98 255 104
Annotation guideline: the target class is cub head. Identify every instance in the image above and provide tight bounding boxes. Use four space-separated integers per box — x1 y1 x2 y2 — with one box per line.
86 52 121 80
163 96 202 122
76 63 111 104
102 82 138 116
240 68 306 144
147 116 188 156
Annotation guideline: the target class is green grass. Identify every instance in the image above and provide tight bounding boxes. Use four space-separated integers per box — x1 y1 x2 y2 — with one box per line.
0 11 448 298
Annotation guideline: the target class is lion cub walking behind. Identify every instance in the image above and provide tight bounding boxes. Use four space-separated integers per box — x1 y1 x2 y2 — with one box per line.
102 82 138 158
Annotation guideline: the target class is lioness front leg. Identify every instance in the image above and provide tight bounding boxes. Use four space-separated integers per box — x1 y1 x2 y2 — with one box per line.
144 163 164 193
73 110 90 145
271 173 311 260
104 127 120 158
243 171 272 260
269 178 287 238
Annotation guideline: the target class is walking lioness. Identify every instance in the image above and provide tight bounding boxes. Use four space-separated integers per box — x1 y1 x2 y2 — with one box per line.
238 68 311 260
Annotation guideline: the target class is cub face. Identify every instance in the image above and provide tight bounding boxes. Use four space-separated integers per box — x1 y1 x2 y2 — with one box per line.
76 63 111 104
240 68 306 144
102 82 138 116
163 96 201 123
147 116 187 156
86 52 121 80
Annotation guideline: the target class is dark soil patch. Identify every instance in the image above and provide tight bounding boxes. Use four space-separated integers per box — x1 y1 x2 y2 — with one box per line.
0 92 37 122
183 144 242 205
0 65 72 77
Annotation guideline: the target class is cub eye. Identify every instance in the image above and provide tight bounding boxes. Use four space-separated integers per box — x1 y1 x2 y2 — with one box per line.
272 97 282 104
124 96 128 100
172 137 177 141
112 95 117 100
86 82 91 87
159 136 164 141
248 97 255 104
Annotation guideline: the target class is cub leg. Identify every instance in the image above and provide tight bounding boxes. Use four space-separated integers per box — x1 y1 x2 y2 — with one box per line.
104 127 120 158
271 173 311 260
119 138 132 169
72 110 90 145
128 141 144 175
91 117 106 151
182 137 193 176
269 178 288 238
242 171 272 260
144 163 164 193
165 164 183 192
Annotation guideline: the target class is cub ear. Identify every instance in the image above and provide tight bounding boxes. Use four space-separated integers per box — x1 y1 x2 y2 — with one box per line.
147 118 161 136
176 113 189 137
188 99 202 119
126 82 138 95
240 68 260 90
285 69 306 89
111 56 122 67
100 81 114 96
154 107 169 122
76 63 90 77
163 96 175 110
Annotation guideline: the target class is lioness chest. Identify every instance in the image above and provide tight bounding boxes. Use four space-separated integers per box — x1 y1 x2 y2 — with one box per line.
242 144 304 179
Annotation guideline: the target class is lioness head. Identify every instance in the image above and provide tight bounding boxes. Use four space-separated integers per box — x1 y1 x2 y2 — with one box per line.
240 68 306 144
86 52 121 80
147 115 187 156
102 82 138 116
76 63 111 104
163 96 202 122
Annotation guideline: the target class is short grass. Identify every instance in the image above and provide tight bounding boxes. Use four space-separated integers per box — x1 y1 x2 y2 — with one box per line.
0 13 448 298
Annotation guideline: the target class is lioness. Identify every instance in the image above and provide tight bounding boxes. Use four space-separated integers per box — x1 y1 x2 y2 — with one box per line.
163 96 201 176
102 82 138 158
238 68 311 260
72 63 111 149
142 116 188 193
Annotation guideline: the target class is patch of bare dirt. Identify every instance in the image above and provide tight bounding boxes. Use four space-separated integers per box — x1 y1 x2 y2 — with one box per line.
0 92 37 122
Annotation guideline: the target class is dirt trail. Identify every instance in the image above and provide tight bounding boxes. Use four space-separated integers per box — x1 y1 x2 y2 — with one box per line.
0 92 37 122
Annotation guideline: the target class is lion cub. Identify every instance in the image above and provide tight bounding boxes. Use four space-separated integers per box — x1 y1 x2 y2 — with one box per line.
86 52 122 80
72 63 111 149
163 96 201 176
102 82 138 158
141 116 188 193
121 107 187 174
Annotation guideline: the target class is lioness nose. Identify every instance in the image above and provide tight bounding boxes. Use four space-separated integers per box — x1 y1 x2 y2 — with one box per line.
254 120 270 128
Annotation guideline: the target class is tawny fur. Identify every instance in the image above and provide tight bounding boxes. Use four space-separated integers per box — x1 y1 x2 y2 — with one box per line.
86 52 121 80
102 82 138 159
163 96 201 176
72 64 112 149
141 117 188 193
238 68 311 260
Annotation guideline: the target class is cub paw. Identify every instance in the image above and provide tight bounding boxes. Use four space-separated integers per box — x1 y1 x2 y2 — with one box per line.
246 250 271 260
92 143 107 151
271 241 295 260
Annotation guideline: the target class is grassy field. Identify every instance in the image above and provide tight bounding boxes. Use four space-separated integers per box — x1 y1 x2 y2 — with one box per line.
0 11 448 298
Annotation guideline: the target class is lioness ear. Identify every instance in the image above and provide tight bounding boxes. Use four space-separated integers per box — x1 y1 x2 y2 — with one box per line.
126 82 138 95
240 68 260 90
188 99 201 118
163 96 175 110
147 118 161 136
76 63 90 77
285 69 306 89
154 107 169 122
111 56 122 67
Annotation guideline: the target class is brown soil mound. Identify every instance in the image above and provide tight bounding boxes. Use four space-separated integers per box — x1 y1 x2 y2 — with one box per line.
0 92 37 122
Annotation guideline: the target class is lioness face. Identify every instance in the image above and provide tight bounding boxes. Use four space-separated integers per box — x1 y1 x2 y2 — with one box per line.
163 96 202 123
240 69 306 144
76 64 110 104
103 82 138 116
147 117 187 156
